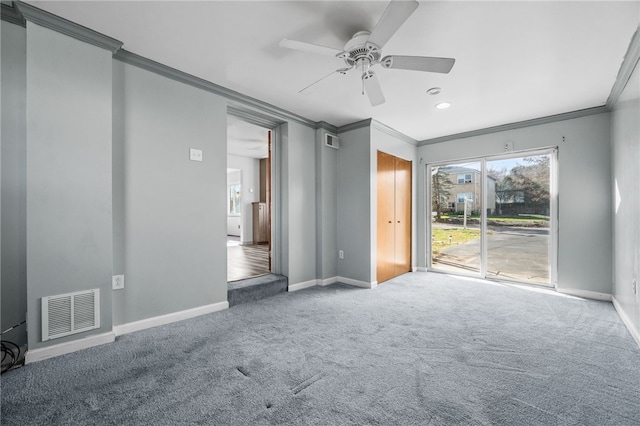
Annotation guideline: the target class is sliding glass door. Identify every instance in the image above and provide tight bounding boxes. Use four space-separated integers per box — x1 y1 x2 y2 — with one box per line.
486 154 552 284
430 161 482 274
428 149 556 287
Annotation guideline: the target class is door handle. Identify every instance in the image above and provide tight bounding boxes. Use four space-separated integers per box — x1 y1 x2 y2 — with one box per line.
388 221 392 223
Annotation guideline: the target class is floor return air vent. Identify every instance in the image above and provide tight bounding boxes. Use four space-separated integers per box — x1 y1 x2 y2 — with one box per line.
42 289 100 341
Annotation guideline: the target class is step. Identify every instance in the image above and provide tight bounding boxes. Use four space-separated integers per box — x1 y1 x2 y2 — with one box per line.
227 274 288 307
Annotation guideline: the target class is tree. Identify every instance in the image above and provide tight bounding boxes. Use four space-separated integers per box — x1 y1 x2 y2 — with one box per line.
507 156 550 211
431 168 453 220
488 167 509 215
491 155 550 215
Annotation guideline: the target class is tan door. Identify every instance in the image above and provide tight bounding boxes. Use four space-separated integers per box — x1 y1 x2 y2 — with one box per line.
394 156 412 276
377 151 396 283
376 151 412 284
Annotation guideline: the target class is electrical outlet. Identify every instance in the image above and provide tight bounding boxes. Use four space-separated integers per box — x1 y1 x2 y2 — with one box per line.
189 148 203 162
338 250 344 259
112 274 124 290
633 279 637 295
504 141 513 152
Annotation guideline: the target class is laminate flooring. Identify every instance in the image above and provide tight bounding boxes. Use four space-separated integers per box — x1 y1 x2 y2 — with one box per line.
227 242 270 282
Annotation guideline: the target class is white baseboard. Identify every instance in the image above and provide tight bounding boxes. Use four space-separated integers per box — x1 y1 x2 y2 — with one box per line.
113 301 229 337
288 279 317 292
556 288 612 301
416 267 428 272
612 296 640 349
319 277 337 286
337 276 377 289
25 331 115 364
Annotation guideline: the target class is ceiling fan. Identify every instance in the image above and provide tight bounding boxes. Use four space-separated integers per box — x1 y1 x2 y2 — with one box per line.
279 0 455 106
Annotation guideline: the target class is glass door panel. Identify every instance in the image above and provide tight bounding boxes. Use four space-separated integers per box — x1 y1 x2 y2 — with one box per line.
486 154 551 284
430 161 482 275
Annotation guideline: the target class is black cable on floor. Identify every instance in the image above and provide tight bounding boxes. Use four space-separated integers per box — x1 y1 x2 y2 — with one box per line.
1 320 26 374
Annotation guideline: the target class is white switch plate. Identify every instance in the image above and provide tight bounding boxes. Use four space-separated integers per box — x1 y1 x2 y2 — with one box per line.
338 250 344 259
189 148 203 162
112 274 124 290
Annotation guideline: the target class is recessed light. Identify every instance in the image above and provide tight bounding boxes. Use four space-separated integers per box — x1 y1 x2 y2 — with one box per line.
426 87 441 95
435 102 451 109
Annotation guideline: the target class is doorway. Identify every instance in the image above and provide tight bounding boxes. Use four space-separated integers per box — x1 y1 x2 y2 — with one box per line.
227 115 272 282
428 149 556 286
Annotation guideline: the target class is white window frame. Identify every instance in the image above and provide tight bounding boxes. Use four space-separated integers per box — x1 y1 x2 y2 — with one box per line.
457 173 472 184
228 184 242 216
456 192 472 203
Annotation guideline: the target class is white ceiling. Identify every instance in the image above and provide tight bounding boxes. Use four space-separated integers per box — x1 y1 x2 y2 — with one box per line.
227 115 269 159
28 1 640 142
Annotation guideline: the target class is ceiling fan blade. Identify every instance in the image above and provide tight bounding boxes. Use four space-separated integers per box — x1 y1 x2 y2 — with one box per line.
279 39 343 57
363 71 385 106
381 55 455 74
367 0 419 49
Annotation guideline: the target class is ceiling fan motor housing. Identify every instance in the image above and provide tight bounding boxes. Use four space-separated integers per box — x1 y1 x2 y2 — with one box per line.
339 31 381 68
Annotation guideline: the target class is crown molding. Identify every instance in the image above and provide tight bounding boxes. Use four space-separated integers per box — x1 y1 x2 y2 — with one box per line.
227 105 285 130
419 106 608 146
606 26 640 109
371 119 418 146
15 1 122 53
114 49 316 129
337 119 372 134
315 121 339 134
1 2 25 26
336 118 417 146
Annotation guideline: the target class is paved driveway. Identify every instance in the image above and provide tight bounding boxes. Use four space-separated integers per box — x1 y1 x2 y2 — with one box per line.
433 224 549 283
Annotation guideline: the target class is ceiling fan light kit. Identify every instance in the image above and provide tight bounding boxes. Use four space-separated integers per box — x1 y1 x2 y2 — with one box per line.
279 0 455 107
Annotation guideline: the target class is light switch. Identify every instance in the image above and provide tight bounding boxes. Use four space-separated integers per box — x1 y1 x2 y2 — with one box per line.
189 148 203 162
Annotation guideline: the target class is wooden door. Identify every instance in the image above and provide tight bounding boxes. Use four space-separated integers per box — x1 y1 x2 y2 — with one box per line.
377 151 396 283
394 157 412 276
376 151 412 284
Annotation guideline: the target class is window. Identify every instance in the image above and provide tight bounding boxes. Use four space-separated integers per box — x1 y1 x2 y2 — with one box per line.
228 184 241 215
457 173 472 184
457 193 472 203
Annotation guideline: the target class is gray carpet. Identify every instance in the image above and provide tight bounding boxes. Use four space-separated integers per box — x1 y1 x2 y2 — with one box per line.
2 272 639 425
228 274 288 307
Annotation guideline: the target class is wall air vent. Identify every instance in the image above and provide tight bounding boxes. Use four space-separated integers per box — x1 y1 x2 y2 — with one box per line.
325 133 339 149
42 289 100 341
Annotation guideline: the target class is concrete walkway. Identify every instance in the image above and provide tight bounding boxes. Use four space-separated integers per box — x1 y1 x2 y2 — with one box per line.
432 223 550 283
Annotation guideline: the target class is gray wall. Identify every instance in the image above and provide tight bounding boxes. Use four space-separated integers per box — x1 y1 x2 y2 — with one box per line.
1 21 27 347
280 122 317 285
112 60 227 325
418 112 613 295
26 23 114 349
611 60 640 338
315 128 338 281
336 126 371 283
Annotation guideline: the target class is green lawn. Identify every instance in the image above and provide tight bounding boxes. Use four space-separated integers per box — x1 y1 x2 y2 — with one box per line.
432 228 481 254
